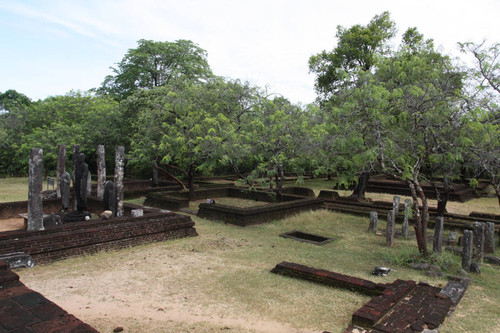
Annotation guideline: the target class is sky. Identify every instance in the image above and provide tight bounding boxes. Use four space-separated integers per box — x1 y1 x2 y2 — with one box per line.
0 0 499 105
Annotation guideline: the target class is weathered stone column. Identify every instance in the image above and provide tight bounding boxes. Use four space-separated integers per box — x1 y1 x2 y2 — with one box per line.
462 230 473 271
484 222 495 254
60 171 71 211
56 144 66 198
433 216 444 253
28 148 44 231
97 145 106 199
392 196 401 219
386 210 395 247
86 171 92 196
72 144 80 211
114 146 125 217
402 199 411 239
103 181 116 217
368 211 378 233
472 222 485 263
152 161 159 187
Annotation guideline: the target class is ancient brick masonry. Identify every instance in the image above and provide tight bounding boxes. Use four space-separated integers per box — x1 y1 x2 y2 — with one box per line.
271 261 386 296
0 260 98 332
0 213 197 264
272 262 466 333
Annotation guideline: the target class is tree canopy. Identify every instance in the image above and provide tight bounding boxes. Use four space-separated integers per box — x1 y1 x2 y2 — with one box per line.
99 39 213 100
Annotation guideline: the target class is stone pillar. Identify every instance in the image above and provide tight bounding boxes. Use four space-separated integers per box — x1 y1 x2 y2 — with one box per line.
114 146 125 217
402 199 411 239
368 211 378 233
72 144 80 211
60 171 71 211
462 230 473 271
484 222 495 254
28 148 44 231
56 144 66 198
473 222 485 263
152 161 159 187
103 181 116 218
392 196 401 219
97 145 106 199
386 210 395 247
433 216 444 253
86 171 92 196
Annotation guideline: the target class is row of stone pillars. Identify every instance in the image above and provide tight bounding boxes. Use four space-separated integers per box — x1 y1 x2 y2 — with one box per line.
367 196 497 273
368 196 412 246
28 145 126 231
461 222 496 271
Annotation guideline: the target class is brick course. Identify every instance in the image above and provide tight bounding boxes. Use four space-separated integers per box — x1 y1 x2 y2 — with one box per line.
0 260 98 332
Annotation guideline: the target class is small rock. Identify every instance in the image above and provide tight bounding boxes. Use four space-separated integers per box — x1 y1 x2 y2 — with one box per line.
412 262 429 270
100 210 113 219
113 327 124 333
131 209 143 217
457 268 469 276
470 262 481 274
425 270 444 277
372 267 391 276
84 215 91 221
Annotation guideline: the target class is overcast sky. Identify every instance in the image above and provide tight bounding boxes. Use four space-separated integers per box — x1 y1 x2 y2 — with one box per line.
1 0 499 104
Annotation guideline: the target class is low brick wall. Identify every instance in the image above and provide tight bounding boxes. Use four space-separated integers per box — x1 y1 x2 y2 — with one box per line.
271 262 386 296
144 187 295 212
197 194 324 226
0 260 99 332
0 209 197 264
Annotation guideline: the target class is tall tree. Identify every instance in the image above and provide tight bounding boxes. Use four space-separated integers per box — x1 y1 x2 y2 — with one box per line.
313 25 464 256
0 90 32 175
309 11 396 99
460 41 500 205
245 97 311 195
100 39 213 100
128 77 259 197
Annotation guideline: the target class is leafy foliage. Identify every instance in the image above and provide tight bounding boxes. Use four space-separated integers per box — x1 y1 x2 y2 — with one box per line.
99 39 213 100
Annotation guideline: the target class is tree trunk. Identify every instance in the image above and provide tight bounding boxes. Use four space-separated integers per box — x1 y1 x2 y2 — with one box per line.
231 164 252 186
188 165 195 201
408 180 428 257
435 178 450 216
276 163 284 199
350 172 370 199
493 180 500 207
153 164 187 191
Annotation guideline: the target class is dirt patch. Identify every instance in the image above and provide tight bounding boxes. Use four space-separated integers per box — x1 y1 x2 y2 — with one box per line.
0 217 24 232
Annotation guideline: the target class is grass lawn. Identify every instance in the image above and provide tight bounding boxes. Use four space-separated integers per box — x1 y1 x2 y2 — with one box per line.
1 177 499 332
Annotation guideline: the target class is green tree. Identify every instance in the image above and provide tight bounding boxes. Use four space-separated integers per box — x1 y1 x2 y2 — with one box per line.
0 90 32 175
17 92 122 175
245 97 311 195
128 77 256 197
309 11 396 99
313 26 464 256
100 39 213 100
460 41 500 205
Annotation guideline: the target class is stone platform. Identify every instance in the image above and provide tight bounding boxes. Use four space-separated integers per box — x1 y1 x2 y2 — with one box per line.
272 262 469 333
0 260 98 332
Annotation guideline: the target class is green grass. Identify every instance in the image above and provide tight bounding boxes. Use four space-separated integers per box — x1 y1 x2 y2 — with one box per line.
0 177 29 202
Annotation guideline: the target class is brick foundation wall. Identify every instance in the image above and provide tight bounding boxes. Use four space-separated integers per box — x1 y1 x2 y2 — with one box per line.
198 197 324 226
271 262 386 296
0 213 197 264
